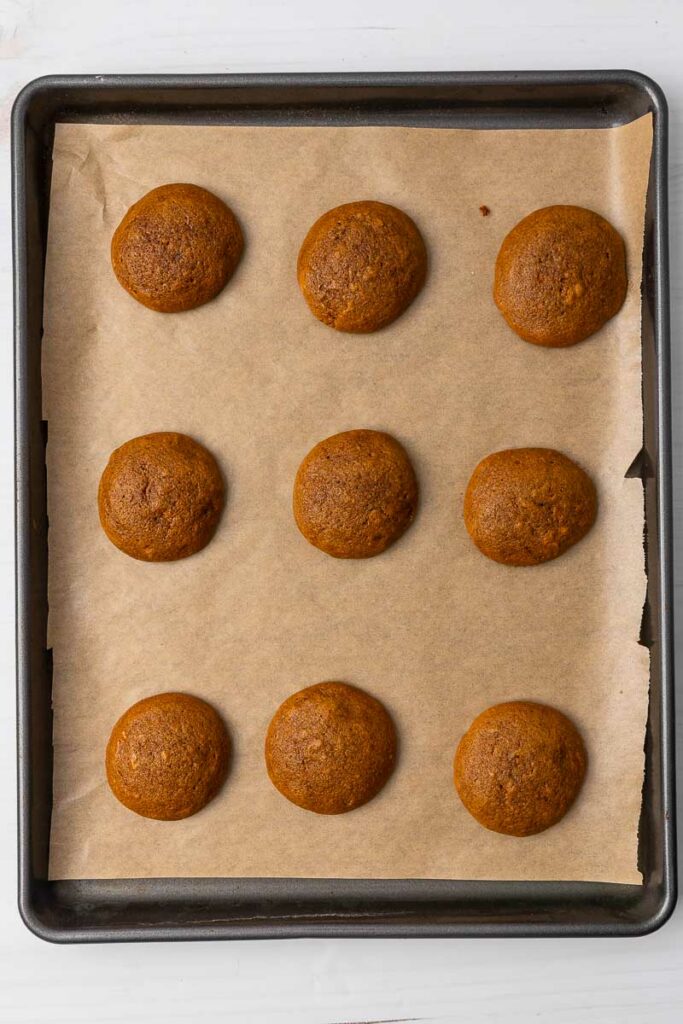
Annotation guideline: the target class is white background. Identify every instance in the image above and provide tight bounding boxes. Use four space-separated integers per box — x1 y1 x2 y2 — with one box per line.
1 1 681 1021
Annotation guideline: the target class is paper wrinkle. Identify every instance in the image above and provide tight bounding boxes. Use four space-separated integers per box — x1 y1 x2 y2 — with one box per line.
43 116 653 883
52 774 104 811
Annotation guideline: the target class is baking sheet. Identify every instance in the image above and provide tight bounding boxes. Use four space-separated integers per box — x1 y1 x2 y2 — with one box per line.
43 114 652 883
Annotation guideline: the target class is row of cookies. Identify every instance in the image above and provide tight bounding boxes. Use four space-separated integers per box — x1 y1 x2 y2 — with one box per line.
106 684 587 837
98 429 597 566
111 183 627 347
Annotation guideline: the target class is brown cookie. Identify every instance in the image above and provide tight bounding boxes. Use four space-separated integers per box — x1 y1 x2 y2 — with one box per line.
265 681 397 814
293 428 418 558
493 205 627 347
98 432 224 562
111 183 244 312
454 701 587 836
463 447 597 566
106 692 230 820
297 200 427 332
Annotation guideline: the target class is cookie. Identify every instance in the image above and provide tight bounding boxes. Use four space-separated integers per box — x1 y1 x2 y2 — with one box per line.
493 205 627 347
98 431 224 562
297 200 427 332
111 183 244 312
265 681 397 814
463 447 597 566
293 428 418 558
106 692 230 820
454 701 587 836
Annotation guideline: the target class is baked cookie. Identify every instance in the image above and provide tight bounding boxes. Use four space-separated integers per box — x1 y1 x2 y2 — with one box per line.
293 428 418 558
111 183 244 312
463 447 597 566
98 431 224 562
106 692 230 820
297 200 427 332
265 681 397 814
493 205 627 347
454 700 587 836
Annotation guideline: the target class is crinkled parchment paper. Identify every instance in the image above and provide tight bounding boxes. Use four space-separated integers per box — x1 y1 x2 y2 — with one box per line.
43 114 652 882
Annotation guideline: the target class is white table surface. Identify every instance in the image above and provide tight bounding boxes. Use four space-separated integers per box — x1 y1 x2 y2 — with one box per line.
1 1 682 1020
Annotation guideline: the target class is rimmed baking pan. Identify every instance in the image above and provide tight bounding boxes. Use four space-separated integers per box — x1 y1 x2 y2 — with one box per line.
13 71 675 941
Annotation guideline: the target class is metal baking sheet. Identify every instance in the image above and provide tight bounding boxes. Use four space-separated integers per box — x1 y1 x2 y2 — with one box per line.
13 71 676 941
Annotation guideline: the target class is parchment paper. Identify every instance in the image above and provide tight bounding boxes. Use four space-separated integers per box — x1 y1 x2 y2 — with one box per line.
44 115 652 883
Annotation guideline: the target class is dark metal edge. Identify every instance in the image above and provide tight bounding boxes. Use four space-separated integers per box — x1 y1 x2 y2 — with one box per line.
12 76 34 942
644 71 677 936
8 67 674 92
12 69 676 942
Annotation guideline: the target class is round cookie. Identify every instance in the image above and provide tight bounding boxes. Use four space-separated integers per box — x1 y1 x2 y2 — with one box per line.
463 447 597 566
106 692 230 820
454 701 587 836
293 428 418 559
297 200 427 332
493 205 627 347
98 431 224 562
265 681 397 814
111 183 244 312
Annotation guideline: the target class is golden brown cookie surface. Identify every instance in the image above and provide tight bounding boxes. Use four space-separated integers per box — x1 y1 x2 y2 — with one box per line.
265 681 397 814
111 183 244 312
98 431 224 562
106 692 230 820
493 205 627 347
297 200 427 332
463 447 597 566
454 701 587 836
293 428 418 558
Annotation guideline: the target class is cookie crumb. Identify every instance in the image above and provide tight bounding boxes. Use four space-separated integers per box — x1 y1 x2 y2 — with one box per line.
479 205 490 217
